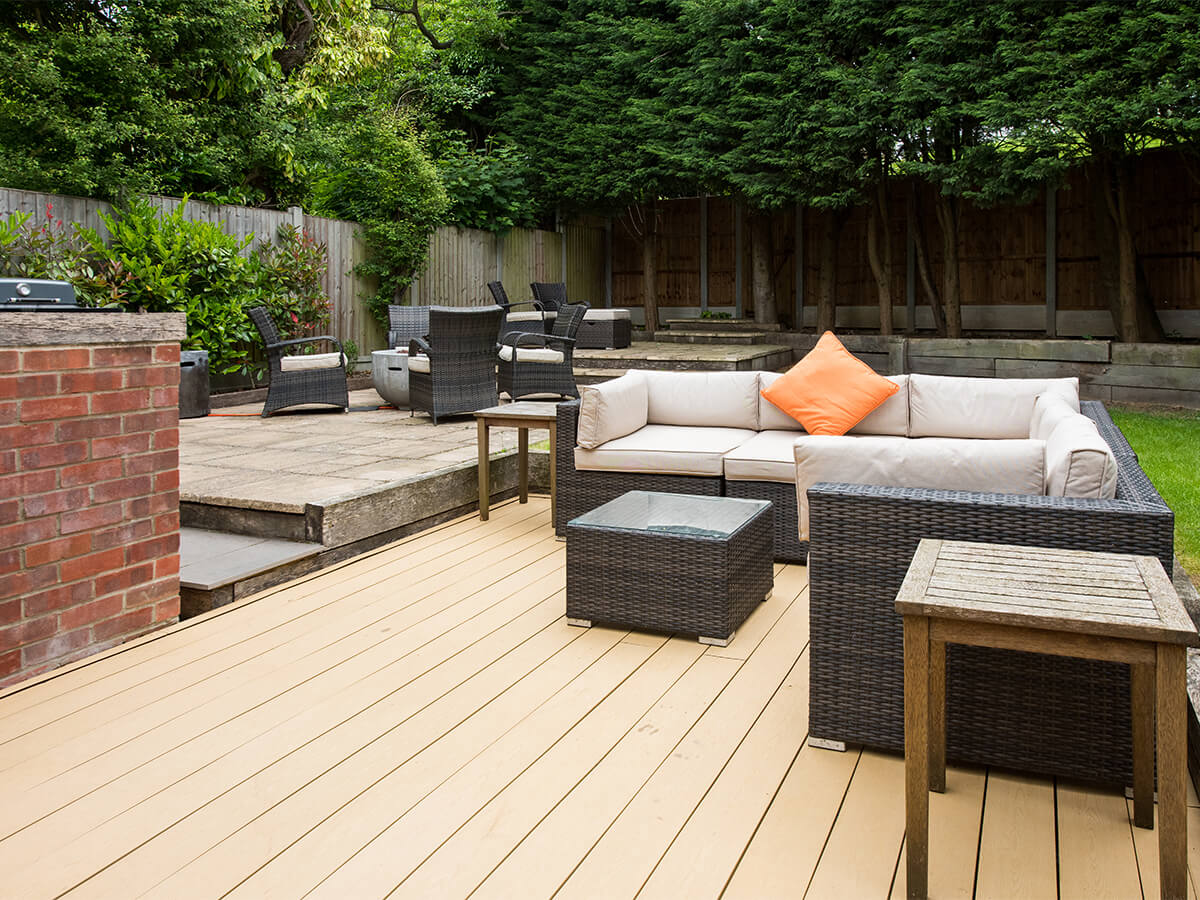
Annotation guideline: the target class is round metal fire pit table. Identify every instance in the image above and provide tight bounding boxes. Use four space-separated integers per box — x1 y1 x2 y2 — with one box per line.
371 349 411 408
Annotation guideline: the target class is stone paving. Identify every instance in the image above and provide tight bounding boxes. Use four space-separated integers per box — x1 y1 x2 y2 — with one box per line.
180 388 532 514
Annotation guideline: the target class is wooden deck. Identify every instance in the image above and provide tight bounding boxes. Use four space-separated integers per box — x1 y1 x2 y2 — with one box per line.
1 497 1198 899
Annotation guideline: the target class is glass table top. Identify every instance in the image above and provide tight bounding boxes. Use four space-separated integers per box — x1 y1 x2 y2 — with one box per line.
569 491 771 540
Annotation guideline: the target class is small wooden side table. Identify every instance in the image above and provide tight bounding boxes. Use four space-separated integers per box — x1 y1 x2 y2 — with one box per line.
896 539 1198 900
474 402 559 523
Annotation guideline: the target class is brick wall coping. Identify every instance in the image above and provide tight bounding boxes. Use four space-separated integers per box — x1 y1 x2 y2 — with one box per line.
0 312 186 346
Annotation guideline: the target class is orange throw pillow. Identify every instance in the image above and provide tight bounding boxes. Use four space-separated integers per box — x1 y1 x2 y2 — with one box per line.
761 331 899 435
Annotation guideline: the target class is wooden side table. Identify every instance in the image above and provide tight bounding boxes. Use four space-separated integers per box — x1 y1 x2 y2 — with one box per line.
474 402 559 523
896 539 1198 900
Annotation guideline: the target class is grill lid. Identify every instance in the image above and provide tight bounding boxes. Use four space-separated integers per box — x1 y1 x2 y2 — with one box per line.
0 279 116 312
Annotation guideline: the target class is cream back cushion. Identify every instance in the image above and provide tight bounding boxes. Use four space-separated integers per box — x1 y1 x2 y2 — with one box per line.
645 371 761 431
758 372 910 435
794 435 1046 540
909 374 1079 439
576 371 649 449
1029 391 1079 441
1044 413 1119 499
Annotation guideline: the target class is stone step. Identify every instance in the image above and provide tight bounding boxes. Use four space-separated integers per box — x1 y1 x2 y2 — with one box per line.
652 331 767 345
664 318 782 333
574 342 794 375
179 527 323 618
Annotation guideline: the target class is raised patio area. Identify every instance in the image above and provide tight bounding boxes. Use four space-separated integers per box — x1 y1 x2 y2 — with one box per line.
0 497 1194 898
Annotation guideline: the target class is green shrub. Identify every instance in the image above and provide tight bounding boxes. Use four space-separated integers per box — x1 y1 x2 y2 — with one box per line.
254 223 331 341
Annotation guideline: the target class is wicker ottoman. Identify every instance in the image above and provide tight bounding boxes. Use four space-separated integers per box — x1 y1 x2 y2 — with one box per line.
565 491 774 645
577 308 632 349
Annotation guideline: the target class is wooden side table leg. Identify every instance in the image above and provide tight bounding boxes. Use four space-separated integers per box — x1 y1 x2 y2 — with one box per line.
548 419 557 528
1156 643 1188 900
904 615 931 900
518 426 529 503
477 419 490 521
1131 662 1156 829
930 639 946 794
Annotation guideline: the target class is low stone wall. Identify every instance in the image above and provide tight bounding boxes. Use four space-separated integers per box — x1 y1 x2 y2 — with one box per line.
1 312 186 687
778 335 1200 409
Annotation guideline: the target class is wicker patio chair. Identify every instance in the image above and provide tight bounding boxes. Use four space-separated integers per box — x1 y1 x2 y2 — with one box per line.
487 280 547 337
407 305 503 424
530 282 569 315
387 305 430 349
247 307 349 417
498 303 588 401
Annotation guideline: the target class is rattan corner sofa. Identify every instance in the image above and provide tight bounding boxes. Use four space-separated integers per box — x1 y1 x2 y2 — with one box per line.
554 368 1182 785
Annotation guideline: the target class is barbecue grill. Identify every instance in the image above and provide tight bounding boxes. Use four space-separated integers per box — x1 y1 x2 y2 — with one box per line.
0 278 115 312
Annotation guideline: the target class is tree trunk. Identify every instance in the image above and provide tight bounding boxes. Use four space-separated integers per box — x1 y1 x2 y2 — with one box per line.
816 208 849 334
1089 157 1164 342
749 210 778 325
911 189 946 335
866 182 894 335
932 194 962 338
642 198 659 333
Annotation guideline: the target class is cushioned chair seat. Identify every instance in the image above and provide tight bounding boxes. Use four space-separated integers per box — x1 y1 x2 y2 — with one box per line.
722 430 804 483
497 345 564 364
506 311 545 323
407 354 430 374
280 352 346 372
575 424 756 477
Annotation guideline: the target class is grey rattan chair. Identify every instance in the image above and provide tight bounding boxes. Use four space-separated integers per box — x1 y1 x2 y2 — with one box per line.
487 281 547 338
530 282 568 314
247 307 349 416
387 305 430 349
408 306 503 424
498 303 588 401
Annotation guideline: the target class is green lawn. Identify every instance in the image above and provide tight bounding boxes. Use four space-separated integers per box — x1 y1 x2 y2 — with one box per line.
1109 405 1200 578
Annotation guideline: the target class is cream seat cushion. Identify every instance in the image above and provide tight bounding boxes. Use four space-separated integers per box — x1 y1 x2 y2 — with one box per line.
794 435 1046 540
1044 413 1118 498
577 371 649 449
722 430 805 483
505 310 545 323
408 354 430 374
758 372 910 435
909 374 1079 439
644 370 761 430
583 308 631 321
497 345 564 364
575 425 756 477
280 352 345 372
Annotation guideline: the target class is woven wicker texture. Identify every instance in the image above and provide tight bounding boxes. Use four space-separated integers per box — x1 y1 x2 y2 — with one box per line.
554 400 722 535
806 403 1175 785
577 317 632 349
386 305 429 350
725 480 808 562
407 306 503 424
488 280 547 339
566 494 773 642
530 282 569 313
247 307 349 417
498 303 588 401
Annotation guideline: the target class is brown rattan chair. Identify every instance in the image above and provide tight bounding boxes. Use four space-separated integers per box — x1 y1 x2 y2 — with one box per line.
498 303 588 401
247 307 348 416
408 306 503 424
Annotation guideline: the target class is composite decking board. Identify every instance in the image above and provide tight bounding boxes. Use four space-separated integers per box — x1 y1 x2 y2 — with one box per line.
803 751 908 899
973 773 1058 900
0 508 1177 898
390 641 728 899
0 529 563 810
4 567 575 896
0 499 547 736
1056 781 1144 900
468 583 807 900
888 767 987 900
0 535 565 805
68 598 591 900
1128 800 1200 900
304 637 668 899
635 649 810 899
720 744 862 900
0 555 567 851
551 592 810 900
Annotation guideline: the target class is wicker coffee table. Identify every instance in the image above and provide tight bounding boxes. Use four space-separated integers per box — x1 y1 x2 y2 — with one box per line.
565 491 774 646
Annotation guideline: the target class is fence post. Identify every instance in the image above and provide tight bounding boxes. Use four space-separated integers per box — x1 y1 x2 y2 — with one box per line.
795 202 804 330
734 199 743 319
1045 186 1057 338
700 195 709 314
605 217 613 308
906 186 917 335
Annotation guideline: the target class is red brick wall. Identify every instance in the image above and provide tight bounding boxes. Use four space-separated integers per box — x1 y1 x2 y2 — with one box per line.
0 342 181 687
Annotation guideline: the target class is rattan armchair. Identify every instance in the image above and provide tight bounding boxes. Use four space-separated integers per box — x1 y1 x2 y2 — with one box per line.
530 282 568 314
387 305 430 349
498 303 588 401
247 307 349 416
487 281 547 337
407 306 503 424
